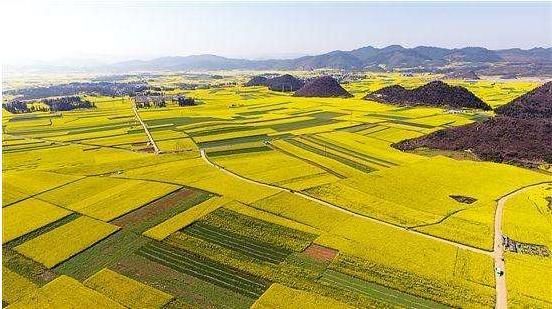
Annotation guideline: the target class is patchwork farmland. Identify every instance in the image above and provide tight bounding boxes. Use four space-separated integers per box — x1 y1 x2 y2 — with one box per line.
2 71 551 309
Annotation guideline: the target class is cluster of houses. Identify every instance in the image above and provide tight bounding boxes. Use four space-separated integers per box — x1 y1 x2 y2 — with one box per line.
134 94 196 109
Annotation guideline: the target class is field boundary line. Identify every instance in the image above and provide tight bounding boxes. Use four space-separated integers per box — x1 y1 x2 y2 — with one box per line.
267 141 346 178
7 133 142 154
320 273 436 309
3 176 88 208
107 186 183 223
109 175 219 197
200 149 492 256
303 134 398 167
407 204 487 230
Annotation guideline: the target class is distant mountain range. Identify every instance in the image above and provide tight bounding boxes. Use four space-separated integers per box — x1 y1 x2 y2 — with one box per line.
9 45 552 76
109 45 552 76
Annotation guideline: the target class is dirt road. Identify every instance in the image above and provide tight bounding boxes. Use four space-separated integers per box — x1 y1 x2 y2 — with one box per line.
133 106 160 154
492 181 552 309
201 149 552 308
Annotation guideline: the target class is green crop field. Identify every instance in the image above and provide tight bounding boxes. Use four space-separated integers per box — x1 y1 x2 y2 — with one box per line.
137 241 270 298
319 269 447 308
2 70 550 309
182 221 293 263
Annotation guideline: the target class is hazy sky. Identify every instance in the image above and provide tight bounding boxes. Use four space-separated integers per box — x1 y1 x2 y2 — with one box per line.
2 1 551 64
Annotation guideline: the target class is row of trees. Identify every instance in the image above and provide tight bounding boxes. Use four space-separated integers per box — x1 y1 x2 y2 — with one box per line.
2 96 96 113
6 82 149 100
2 101 29 113
42 96 96 111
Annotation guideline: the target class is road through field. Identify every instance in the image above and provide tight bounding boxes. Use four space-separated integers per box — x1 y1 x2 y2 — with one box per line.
492 181 552 309
132 106 160 154
200 149 491 255
201 149 552 308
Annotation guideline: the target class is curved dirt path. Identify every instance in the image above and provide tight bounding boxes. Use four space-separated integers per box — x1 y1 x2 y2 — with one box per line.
200 149 491 255
493 181 552 309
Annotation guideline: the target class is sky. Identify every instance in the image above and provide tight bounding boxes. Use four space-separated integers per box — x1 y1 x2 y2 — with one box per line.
2 1 551 65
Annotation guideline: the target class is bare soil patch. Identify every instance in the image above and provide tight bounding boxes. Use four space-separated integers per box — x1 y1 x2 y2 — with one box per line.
111 188 193 228
303 243 338 263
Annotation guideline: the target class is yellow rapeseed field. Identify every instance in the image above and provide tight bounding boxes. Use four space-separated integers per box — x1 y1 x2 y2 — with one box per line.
251 283 354 309
2 170 82 206
6 275 124 308
253 190 495 306
123 157 280 203
144 196 231 240
503 183 552 247
84 268 173 308
270 139 365 179
15 217 119 268
213 150 339 190
2 267 38 304
2 73 546 308
308 156 549 248
223 201 320 235
38 177 179 221
3 198 71 244
506 254 552 306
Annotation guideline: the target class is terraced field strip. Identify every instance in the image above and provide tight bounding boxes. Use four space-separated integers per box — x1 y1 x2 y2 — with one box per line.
207 145 272 157
196 134 270 149
3 140 55 152
320 270 448 309
286 138 375 173
188 125 256 138
338 122 379 133
352 124 387 135
3 199 73 244
386 119 437 129
183 222 292 263
137 242 269 298
142 196 227 240
302 135 398 168
84 268 174 308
